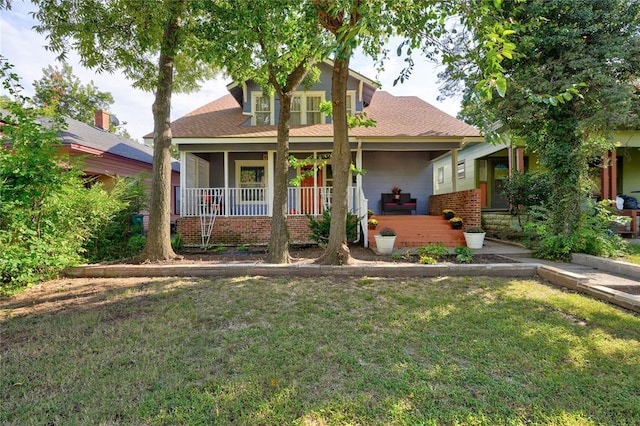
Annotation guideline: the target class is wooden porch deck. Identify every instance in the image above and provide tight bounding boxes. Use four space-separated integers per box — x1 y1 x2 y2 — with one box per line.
368 215 466 249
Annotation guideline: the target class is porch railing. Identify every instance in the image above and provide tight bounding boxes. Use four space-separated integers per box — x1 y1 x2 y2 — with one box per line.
182 187 361 217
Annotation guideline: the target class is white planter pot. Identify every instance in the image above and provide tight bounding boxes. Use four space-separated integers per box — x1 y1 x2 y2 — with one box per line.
463 232 486 249
374 235 396 254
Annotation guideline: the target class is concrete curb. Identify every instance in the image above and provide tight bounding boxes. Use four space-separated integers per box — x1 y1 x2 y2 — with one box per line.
63 263 539 279
578 283 640 313
571 253 640 281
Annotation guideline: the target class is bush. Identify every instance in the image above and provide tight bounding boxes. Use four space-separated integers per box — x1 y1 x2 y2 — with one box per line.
0 63 132 295
83 176 148 262
454 246 474 263
306 210 359 245
416 243 449 261
523 199 626 261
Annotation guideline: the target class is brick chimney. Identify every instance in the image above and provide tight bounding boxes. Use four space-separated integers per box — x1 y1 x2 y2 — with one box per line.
95 109 110 131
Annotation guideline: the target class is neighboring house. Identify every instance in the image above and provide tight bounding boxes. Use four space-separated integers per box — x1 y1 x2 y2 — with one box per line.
58 110 181 227
153 61 483 246
431 131 640 234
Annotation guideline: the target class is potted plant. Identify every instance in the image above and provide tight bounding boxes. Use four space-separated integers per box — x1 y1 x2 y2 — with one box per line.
442 209 455 220
374 226 396 254
367 209 374 218
391 185 402 200
367 217 378 230
449 217 463 229
463 226 486 249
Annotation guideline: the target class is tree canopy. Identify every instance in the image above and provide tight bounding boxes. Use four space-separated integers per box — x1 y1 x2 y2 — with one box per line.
33 0 219 261
32 63 114 126
440 0 640 259
195 0 328 263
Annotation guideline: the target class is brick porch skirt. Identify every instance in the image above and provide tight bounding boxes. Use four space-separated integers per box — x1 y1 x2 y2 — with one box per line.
176 215 316 245
428 189 482 229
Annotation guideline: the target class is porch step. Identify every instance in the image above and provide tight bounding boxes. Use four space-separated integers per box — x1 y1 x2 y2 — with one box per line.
368 215 466 249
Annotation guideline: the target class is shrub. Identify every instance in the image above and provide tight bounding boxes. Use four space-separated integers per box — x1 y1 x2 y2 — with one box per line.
0 71 127 295
523 199 626 261
454 246 474 263
465 227 485 233
379 227 396 236
419 255 438 264
83 175 148 262
416 243 449 261
171 234 184 251
306 210 359 245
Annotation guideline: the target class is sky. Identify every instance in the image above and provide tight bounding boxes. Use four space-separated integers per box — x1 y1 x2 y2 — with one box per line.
0 1 462 142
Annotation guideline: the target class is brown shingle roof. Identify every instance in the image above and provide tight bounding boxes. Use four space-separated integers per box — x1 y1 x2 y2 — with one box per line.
168 91 479 139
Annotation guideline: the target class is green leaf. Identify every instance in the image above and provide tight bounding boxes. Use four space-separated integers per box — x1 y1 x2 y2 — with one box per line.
495 76 507 97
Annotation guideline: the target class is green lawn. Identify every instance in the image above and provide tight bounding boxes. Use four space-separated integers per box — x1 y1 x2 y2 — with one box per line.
1 276 639 425
622 242 640 265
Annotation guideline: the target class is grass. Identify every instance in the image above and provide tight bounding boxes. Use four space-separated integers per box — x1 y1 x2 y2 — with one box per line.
621 242 640 265
2 276 639 425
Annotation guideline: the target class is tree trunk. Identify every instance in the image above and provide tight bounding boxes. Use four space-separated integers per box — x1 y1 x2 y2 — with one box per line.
318 56 352 265
268 91 293 263
138 0 186 262
266 61 311 263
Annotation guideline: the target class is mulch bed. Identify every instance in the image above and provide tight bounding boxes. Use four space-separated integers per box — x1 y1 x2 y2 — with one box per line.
177 245 518 265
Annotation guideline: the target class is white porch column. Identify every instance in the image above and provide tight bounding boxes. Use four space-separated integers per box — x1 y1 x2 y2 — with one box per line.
451 148 458 193
224 151 229 217
313 152 319 215
355 144 363 192
356 142 367 247
267 151 275 216
179 150 187 216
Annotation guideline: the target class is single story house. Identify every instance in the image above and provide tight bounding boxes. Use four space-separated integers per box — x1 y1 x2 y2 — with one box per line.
59 110 181 227
431 131 640 235
153 61 484 246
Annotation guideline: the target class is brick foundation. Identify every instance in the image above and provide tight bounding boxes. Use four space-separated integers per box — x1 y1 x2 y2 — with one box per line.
176 215 317 245
428 189 481 229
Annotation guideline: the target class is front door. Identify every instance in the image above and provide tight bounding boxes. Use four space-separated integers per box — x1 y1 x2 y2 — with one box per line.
490 159 510 209
300 165 323 214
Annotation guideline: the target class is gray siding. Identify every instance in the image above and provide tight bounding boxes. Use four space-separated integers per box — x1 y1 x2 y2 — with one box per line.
362 151 433 215
243 62 365 125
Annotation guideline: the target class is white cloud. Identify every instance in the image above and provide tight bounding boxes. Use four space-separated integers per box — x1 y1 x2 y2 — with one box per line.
1 3 461 141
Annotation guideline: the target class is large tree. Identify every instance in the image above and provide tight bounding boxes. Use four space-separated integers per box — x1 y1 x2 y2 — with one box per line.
439 0 640 259
313 0 396 265
33 63 114 125
33 0 217 261
196 0 328 263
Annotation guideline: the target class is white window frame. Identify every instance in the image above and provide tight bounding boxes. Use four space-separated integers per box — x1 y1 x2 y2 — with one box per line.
437 166 445 184
346 90 357 116
235 160 268 204
457 159 466 180
290 91 326 125
251 92 274 126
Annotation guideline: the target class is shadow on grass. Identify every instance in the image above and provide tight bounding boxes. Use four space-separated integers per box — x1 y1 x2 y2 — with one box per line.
1 275 639 424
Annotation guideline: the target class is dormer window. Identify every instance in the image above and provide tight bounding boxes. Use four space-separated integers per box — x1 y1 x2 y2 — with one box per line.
346 90 356 116
289 92 325 125
252 93 272 125
306 95 322 124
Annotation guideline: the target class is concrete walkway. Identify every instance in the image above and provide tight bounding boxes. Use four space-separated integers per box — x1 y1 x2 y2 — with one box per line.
63 239 640 313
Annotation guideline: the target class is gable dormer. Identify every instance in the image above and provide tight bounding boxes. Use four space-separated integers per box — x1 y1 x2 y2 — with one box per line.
226 61 378 127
